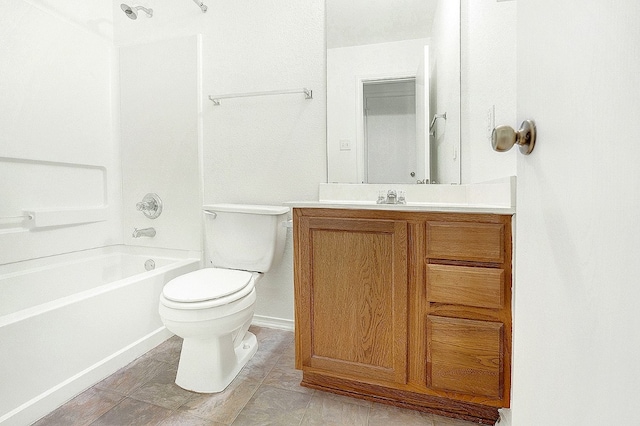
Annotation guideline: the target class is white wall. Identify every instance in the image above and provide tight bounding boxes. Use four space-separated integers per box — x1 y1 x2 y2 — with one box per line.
119 36 202 252
430 0 461 184
114 0 326 324
512 1 640 425
0 0 120 264
460 0 517 184
327 39 429 183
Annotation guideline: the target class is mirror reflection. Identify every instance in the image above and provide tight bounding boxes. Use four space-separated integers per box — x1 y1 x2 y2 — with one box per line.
326 0 461 184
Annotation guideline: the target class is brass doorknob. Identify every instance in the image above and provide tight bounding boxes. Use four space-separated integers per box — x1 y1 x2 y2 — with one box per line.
491 120 536 155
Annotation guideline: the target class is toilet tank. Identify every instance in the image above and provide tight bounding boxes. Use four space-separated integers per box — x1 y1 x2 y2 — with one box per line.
203 204 289 272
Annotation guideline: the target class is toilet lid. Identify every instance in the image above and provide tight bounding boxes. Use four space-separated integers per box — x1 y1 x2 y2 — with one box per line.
162 268 253 303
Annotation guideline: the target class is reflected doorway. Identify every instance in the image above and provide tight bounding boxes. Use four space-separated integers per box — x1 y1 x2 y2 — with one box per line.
363 78 417 184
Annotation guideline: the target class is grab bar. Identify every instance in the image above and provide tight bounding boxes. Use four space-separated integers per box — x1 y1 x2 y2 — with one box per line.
0 213 33 223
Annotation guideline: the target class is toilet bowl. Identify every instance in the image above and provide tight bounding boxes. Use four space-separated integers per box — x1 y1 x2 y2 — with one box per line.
159 268 261 393
158 204 289 393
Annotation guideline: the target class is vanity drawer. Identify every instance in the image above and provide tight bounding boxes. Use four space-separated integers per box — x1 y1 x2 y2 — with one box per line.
426 222 504 263
427 264 504 309
427 315 504 399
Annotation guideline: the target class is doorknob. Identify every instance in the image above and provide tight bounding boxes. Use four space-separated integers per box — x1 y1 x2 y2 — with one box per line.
491 120 536 155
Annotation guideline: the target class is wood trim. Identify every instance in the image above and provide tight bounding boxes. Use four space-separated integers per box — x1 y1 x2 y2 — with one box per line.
301 371 500 425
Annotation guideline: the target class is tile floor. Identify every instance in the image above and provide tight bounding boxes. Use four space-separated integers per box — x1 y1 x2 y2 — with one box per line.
33 326 480 426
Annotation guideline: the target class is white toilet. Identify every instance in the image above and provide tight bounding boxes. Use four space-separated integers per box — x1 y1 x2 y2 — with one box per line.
158 203 289 393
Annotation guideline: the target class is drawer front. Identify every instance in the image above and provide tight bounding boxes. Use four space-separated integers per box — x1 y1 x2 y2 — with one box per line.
426 222 504 263
427 264 504 309
427 316 504 399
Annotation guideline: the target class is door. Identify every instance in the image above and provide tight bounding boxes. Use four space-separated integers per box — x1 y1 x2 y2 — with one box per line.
295 215 408 385
363 79 416 184
512 2 640 425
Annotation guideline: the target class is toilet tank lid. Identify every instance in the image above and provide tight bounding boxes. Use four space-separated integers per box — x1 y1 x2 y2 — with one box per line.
203 204 289 215
163 268 253 303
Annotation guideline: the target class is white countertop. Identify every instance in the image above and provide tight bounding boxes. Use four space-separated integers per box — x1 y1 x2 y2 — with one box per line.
286 200 514 214
286 177 516 215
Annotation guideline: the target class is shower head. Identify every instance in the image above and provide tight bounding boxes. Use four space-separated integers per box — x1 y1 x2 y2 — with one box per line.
120 3 153 20
192 0 208 13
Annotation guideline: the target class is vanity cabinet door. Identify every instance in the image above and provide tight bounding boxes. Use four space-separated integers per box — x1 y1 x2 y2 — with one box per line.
294 215 409 385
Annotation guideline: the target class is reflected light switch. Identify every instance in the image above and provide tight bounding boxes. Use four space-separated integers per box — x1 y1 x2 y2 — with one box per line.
340 139 351 151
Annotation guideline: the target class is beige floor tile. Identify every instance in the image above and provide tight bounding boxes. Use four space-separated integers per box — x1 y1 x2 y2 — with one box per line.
90 398 173 426
127 361 193 410
95 357 170 396
141 335 183 365
310 389 373 408
250 325 294 353
231 385 313 426
236 342 281 381
35 328 486 426
367 403 434 426
261 345 313 395
157 409 226 426
300 392 370 426
130 381 194 411
261 362 311 395
32 387 123 426
179 374 261 424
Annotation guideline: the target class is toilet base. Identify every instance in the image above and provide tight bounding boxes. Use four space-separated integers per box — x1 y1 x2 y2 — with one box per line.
175 331 258 393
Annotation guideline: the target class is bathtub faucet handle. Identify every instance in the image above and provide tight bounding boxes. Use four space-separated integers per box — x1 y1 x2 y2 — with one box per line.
136 193 162 219
136 201 153 211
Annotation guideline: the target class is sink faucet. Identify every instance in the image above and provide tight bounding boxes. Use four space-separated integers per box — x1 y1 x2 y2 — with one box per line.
386 190 397 204
376 190 406 205
132 227 156 238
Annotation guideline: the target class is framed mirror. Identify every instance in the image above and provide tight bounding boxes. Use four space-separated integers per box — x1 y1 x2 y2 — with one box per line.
326 0 461 184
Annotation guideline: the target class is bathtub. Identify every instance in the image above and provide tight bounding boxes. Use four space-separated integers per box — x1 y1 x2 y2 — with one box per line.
0 245 200 426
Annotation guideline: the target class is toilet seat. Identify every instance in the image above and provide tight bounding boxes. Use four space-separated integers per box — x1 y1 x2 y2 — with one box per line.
163 268 253 303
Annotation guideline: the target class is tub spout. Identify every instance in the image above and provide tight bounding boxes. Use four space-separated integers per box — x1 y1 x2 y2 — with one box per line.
132 227 156 238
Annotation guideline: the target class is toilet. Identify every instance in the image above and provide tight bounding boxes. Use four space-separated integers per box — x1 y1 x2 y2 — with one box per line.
158 203 289 393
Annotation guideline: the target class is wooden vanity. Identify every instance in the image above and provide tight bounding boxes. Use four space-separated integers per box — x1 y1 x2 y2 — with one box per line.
293 207 512 425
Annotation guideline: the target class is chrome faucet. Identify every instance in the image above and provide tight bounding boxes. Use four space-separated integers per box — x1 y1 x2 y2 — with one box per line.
376 189 406 205
132 227 156 238
386 190 397 204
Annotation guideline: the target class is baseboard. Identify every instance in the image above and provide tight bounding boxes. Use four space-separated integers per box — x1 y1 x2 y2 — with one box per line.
0 327 172 426
252 315 294 331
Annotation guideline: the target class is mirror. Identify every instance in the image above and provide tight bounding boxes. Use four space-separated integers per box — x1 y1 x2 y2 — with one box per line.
326 0 518 185
326 0 461 184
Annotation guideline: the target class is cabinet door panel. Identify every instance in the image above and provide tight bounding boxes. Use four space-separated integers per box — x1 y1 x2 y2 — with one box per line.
427 316 503 398
298 217 408 384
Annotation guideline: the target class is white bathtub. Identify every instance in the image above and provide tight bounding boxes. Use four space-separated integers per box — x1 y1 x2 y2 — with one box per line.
0 245 200 426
